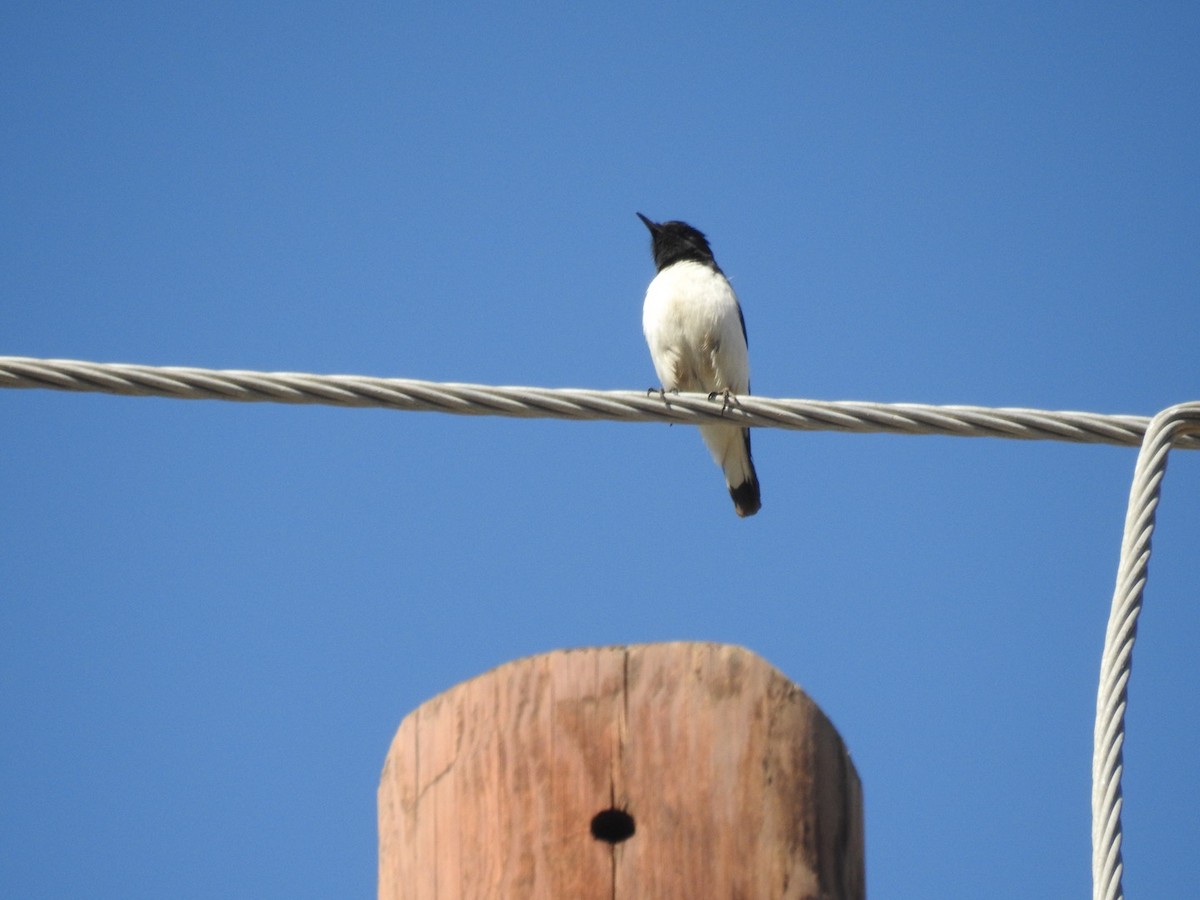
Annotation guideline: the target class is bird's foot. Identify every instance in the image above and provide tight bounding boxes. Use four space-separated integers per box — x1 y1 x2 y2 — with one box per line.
708 389 737 415
648 387 679 426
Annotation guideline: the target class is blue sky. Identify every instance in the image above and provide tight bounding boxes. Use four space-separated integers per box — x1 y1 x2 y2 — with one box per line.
2 3 1198 897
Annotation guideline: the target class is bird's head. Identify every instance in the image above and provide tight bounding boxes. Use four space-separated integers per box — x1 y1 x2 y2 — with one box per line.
637 213 718 272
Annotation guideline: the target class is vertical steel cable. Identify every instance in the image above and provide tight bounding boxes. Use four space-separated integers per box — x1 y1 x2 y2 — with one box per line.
1093 403 1200 900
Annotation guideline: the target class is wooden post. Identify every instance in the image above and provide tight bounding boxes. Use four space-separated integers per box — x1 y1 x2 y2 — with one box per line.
378 642 864 899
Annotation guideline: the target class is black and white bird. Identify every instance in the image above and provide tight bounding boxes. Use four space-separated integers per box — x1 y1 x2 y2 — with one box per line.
637 213 761 517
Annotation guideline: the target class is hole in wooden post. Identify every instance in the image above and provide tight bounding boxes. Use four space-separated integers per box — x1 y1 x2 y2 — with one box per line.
590 808 635 844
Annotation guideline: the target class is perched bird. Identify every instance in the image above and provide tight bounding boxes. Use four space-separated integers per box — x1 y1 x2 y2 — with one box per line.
638 213 761 517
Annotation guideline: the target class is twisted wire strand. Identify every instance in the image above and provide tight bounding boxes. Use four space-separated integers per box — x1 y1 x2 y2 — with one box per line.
2 355 1197 450
1092 403 1200 900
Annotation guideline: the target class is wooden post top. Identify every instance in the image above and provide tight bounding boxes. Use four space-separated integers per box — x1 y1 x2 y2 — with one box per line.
378 642 864 899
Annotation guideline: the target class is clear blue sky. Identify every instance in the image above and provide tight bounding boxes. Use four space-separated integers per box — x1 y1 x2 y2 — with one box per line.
3 3 1198 897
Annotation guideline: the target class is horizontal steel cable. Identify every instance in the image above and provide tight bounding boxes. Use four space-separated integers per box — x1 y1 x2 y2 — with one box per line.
2 356 1197 450
1092 403 1200 900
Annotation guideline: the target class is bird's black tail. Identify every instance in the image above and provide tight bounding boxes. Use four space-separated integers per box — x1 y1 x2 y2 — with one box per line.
700 422 762 518
730 475 761 517
728 429 761 517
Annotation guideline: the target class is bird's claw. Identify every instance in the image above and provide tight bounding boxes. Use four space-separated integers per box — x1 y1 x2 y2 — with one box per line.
708 389 736 415
648 387 680 426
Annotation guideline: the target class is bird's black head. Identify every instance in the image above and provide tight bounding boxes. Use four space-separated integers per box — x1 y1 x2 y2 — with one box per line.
637 213 720 273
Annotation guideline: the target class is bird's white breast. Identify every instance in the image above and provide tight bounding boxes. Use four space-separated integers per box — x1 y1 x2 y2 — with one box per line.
642 261 749 394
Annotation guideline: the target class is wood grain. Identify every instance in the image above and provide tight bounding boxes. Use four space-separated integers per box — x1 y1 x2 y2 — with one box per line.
378 643 863 899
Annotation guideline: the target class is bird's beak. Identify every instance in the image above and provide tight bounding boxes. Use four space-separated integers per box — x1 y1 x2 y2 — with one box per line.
636 212 659 233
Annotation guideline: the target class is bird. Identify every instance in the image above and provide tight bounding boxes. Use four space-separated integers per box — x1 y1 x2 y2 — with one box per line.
637 212 761 517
